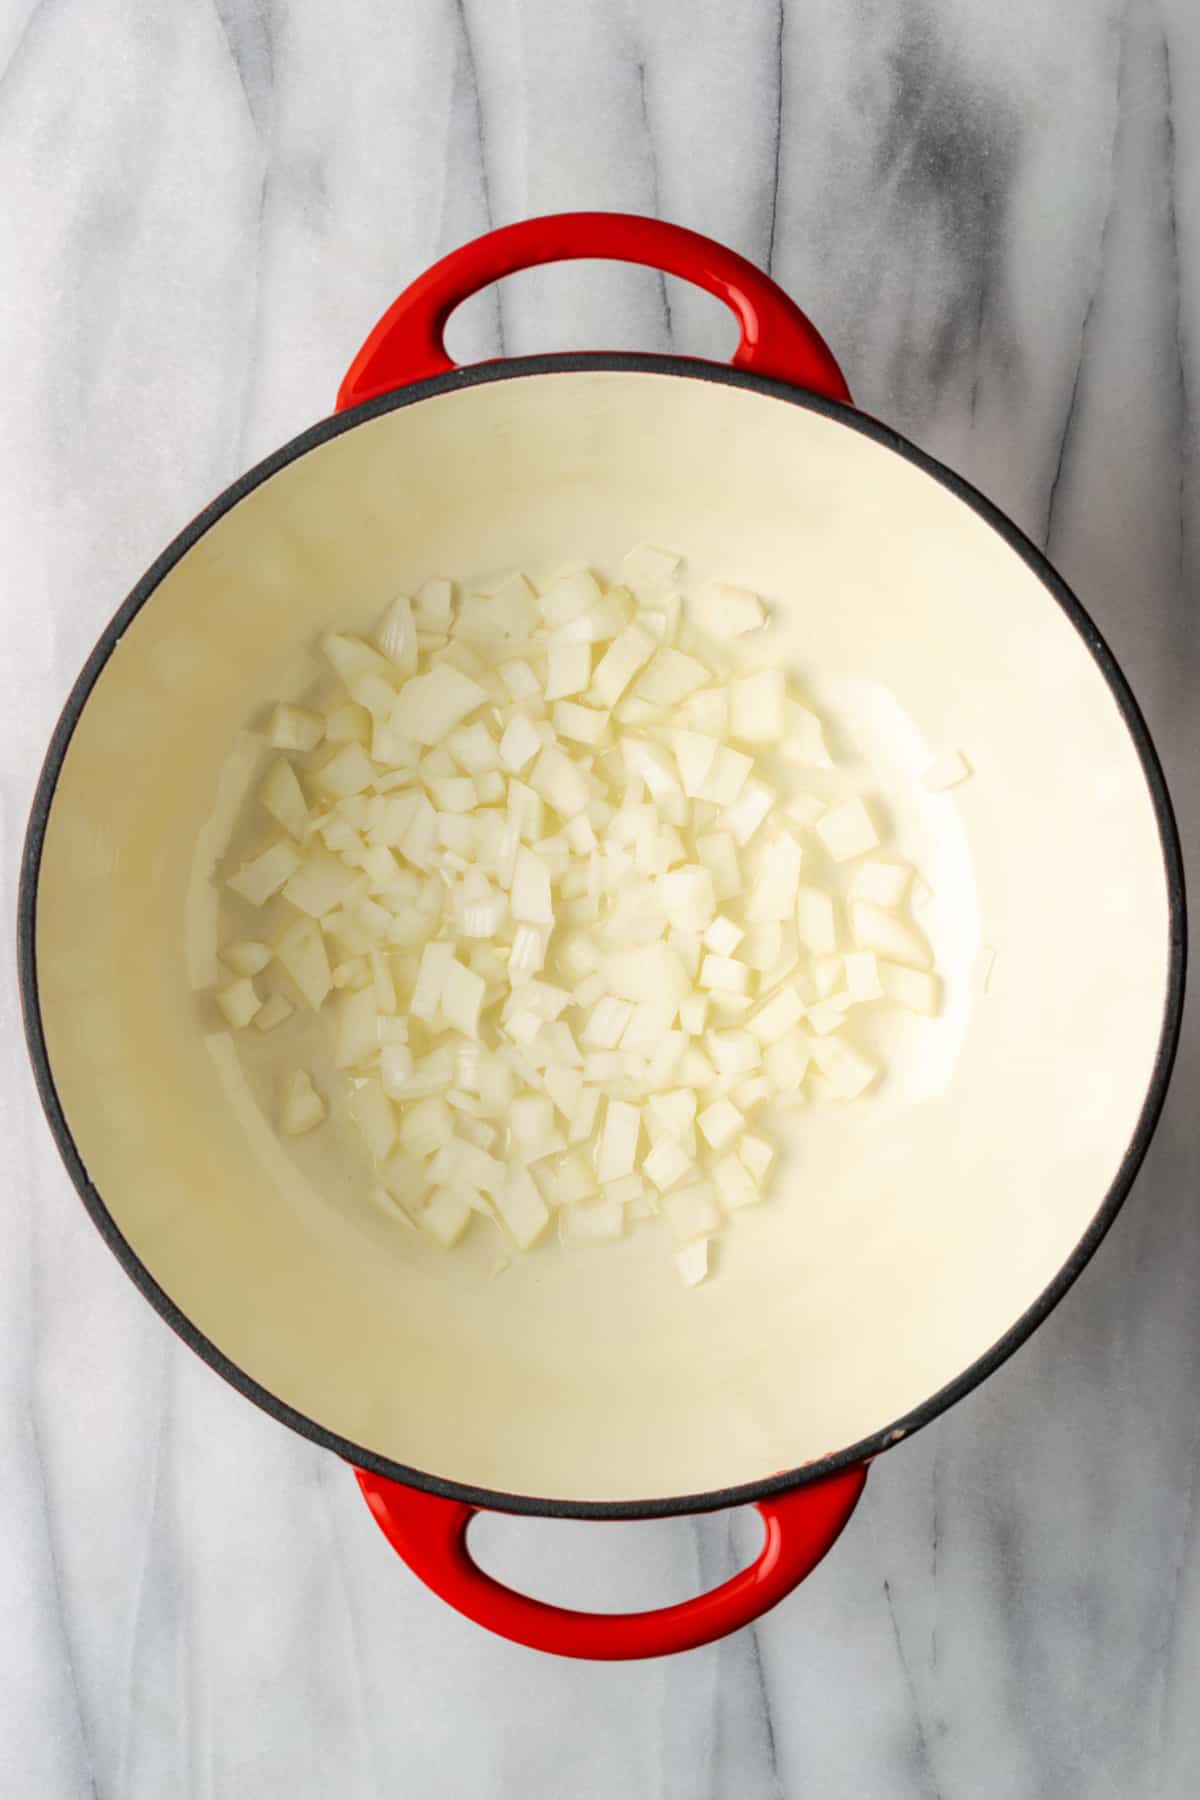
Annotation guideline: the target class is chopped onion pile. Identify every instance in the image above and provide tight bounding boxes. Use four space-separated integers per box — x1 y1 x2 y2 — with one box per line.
216 553 938 1284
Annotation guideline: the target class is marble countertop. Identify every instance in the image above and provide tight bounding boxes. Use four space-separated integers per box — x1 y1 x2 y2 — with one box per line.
3 1 1199 1794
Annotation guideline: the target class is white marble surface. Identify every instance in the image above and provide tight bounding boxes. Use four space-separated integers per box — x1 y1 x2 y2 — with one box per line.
2 0 1199 1793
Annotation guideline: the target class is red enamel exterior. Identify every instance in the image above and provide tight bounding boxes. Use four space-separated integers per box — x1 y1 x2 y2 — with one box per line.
355 1464 868 1661
339 210 863 1657
335 210 853 409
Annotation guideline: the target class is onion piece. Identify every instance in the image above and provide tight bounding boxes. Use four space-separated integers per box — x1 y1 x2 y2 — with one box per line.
849 901 931 969
713 1154 760 1211
642 1137 694 1193
545 642 592 701
279 1069 325 1135
636 647 710 707
253 993 293 1033
738 1134 775 1183
695 832 741 902
495 1168 550 1249
844 950 884 1002
729 670 786 743
795 887 837 955
393 667 488 745
259 758 309 839
274 916 332 1010
267 703 325 753
283 849 356 919
815 797 878 861
721 777 775 846
442 960 486 1037
879 962 941 1014
703 915 744 956
221 940 272 977
562 1197 624 1243
699 954 749 995
746 832 803 922
674 1238 710 1286
227 842 301 906
663 1182 720 1243
622 545 681 590
590 624 657 707
596 1098 641 1183
554 701 609 746
373 594 419 674
698 1096 744 1150
690 583 765 637
657 864 716 934
216 978 261 1029
498 713 542 773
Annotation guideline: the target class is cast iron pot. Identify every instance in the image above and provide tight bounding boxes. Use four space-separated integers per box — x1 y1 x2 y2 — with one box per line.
19 214 1186 1659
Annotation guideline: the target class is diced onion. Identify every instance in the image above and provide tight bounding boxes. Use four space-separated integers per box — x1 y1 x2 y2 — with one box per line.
221 939 272 977
267 703 324 752
815 797 878 862
279 1069 325 1135
879 962 941 1014
663 1182 720 1243
690 583 765 637
849 901 931 969
218 555 941 1285
729 670 786 743
227 841 301 906
254 992 294 1033
259 758 309 839
216 977 261 1030
698 1097 744 1151
674 1238 710 1286
713 1154 760 1211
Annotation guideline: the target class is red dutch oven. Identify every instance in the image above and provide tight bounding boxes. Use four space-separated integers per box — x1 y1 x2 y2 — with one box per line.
19 214 1185 1660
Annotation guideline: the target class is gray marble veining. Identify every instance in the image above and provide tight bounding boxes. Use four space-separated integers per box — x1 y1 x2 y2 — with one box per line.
2 1 1199 1795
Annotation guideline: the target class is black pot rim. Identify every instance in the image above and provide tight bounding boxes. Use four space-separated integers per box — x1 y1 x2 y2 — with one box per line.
17 352 1188 1521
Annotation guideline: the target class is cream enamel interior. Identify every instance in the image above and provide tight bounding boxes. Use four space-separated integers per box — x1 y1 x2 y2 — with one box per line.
34 370 1172 1505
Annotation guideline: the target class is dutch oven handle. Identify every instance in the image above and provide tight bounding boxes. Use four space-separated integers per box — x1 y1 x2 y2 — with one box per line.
335 210 852 409
353 1464 867 1660
338 213 859 1657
